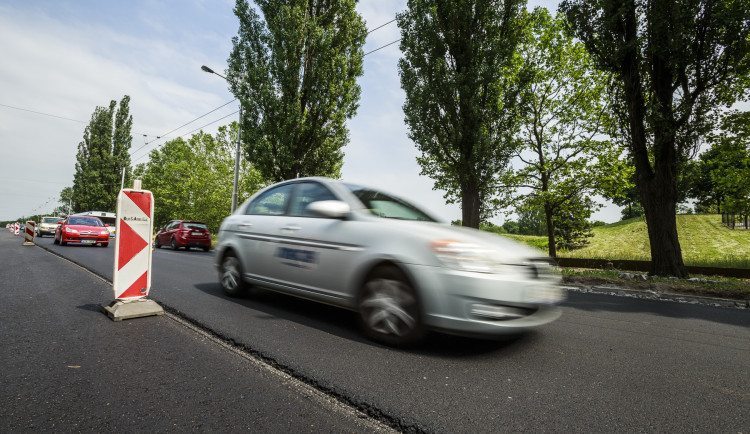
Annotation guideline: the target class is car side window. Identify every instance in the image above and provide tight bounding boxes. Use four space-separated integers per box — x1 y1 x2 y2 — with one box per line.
289 182 337 217
247 184 293 215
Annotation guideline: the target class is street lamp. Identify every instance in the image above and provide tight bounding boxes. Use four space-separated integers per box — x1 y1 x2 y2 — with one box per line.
202 64 242 214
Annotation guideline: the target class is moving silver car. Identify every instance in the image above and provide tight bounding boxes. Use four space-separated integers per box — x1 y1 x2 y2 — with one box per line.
215 177 564 346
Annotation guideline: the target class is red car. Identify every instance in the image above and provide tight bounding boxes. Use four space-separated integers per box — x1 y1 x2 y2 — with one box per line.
154 220 211 251
54 215 110 247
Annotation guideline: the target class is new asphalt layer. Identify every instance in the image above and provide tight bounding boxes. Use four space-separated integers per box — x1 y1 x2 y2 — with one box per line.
0 231 392 433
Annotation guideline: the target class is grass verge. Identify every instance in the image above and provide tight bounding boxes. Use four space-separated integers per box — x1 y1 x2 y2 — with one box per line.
562 268 750 300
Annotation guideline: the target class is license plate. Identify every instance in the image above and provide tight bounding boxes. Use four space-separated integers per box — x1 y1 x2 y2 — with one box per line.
81 240 96 244
191 232 202 236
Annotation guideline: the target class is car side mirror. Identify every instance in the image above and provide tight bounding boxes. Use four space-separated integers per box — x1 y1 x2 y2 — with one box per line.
57 221 63 225
306 200 351 219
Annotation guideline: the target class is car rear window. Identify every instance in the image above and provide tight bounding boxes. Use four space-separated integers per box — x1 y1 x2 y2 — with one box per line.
183 222 208 230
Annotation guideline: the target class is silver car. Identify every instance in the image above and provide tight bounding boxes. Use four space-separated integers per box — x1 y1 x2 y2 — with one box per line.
215 177 564 346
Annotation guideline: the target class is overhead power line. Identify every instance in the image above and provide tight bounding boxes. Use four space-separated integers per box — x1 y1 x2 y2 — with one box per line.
367 18 397 34
131 110 240 164
364 39 401 56
129 99 237 157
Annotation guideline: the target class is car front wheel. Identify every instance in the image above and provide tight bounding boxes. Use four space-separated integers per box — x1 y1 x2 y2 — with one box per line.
219 253 247 297
53 235 59 245
358 265 424 347
154 237 161 249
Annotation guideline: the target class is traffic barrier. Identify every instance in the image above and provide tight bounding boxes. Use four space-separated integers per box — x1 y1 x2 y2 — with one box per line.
14 222 20 235
23 221 35 245
102 180 163 321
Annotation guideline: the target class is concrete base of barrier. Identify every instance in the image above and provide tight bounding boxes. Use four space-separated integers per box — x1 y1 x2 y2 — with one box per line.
101 298 164 322
22 241 34 246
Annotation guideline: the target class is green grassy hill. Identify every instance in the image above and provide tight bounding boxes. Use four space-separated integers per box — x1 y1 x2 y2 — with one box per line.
503 214 750 268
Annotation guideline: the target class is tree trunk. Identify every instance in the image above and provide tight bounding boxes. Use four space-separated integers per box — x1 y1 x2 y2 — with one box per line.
461 187 481 228
640 176 687 277
617 0 687 278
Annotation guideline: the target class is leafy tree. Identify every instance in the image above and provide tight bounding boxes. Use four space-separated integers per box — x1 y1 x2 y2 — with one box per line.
52 187 74 216
552 194 594 250
561 0 750 277
397 0 527 228
500 8 621 256
134 124 265 232
516 200 547 236
72 96 133 212
227 0 367 182
707 111 750 216
501 220 520 234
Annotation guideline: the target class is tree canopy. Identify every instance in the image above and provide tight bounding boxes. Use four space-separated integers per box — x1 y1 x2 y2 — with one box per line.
227 0 367 182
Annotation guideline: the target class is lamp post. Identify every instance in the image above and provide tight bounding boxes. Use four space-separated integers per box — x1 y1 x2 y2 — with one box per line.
202 65 242 214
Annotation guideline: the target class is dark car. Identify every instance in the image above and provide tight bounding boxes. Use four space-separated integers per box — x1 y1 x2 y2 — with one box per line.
54 216 110 247
155 220 211 251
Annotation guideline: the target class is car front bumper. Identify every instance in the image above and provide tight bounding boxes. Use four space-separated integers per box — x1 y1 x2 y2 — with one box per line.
61 234 109 244
406 263 565 337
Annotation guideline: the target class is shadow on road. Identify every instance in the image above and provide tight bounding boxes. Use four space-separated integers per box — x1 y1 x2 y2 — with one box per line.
189 282 522 356
564 291 750 328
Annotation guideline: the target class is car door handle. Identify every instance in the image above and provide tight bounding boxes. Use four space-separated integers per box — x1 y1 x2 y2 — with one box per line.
281 225 301 232
238 223 253 228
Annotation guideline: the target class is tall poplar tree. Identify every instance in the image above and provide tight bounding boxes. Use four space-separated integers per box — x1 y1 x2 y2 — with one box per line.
560 0 750 277
72 96 133 212
227 0 367 182
397 0 527 228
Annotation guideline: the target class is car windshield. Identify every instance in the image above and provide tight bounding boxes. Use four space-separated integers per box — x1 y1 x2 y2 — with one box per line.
69 217 103 226
346 184 436 222
183 222 208 230
42 217 59 223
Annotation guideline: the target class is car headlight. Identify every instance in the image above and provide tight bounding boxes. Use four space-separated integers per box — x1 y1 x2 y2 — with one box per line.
65 228 78 233
430 239 502 273
100 230 109 235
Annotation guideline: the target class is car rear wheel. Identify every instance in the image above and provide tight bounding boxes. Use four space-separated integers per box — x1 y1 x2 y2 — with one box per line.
219 253 247 297
171 238 179 250
358 265 424 347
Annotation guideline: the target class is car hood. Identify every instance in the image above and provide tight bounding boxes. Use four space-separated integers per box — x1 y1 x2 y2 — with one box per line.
65 225 107 231
358 215 547 263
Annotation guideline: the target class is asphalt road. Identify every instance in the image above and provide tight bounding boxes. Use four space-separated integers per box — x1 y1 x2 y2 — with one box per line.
8 231 750 432
0 232 391 433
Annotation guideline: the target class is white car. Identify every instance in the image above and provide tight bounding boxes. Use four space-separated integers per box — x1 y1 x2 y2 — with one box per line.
215 177 564 346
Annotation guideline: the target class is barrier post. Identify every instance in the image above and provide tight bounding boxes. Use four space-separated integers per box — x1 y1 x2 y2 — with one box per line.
101 180 163 321
23 221 35 245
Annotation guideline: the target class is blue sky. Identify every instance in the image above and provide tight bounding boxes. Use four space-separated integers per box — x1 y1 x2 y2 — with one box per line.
1 0 621 223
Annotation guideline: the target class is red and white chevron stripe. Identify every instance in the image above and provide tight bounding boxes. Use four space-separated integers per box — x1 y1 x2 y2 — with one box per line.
112 189 154 299
24 221 35 243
